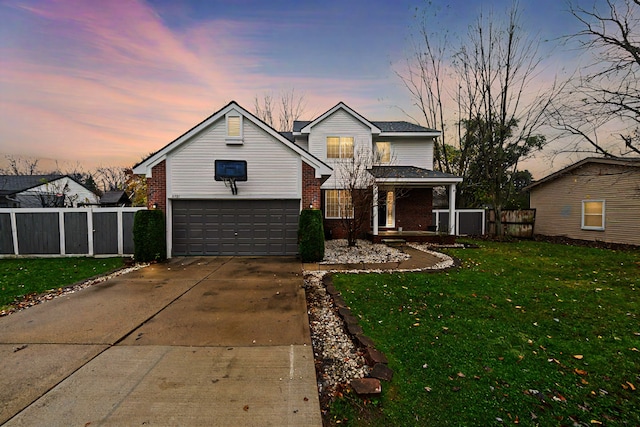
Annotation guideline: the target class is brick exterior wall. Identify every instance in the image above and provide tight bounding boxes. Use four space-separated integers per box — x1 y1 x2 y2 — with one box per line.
395 188 433 231
302 162 322 209
146 160 167 212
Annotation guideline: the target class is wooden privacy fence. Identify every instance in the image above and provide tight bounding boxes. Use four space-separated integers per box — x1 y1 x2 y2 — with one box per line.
0 207 146 257
488 209 536 238
433 209 486 235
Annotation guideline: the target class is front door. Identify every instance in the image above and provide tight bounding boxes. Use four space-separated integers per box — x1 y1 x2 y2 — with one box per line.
377 190 395 228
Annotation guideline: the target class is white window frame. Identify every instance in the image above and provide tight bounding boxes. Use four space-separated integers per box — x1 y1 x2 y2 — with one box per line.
325 189 354 219
376 142 391 164
581 200 605 230
326 136 354 159
226 114 243 144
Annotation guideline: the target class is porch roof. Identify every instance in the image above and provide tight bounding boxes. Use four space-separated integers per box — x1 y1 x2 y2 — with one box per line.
369 166 463 185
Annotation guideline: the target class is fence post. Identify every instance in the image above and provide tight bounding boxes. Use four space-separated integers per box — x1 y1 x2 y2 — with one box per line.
87 209 94 256
58 211 66 255
117 210 124 255
10 211 19 255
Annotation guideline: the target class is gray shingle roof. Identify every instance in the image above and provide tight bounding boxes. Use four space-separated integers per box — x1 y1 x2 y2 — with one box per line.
279 131 294 142
293 120 436 133
0 174 64 195
100 190 129 205
372 121 437 132
369 166 460 179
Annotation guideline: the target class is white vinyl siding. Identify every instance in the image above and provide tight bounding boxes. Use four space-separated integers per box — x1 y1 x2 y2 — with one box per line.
170 115 301 198
308 109 372 161
325 189 353 219
582 200 605 230
15 177 99 208
388 138 434 169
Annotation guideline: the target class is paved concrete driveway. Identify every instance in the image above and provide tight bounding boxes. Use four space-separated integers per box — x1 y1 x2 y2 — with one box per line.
0 257 321 426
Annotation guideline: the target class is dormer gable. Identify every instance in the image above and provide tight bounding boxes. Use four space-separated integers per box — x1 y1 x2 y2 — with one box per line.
298 102 382 135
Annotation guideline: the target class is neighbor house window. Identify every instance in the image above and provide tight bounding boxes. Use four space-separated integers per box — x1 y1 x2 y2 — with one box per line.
582 200 605 230
376 142 391 163
327 137 354 159
226 115 242 140
325 189 353 218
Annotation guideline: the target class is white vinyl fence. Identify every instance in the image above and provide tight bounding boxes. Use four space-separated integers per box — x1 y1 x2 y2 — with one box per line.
0 207 146 257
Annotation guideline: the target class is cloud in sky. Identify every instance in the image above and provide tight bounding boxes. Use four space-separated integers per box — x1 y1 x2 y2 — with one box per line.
0 0 617 177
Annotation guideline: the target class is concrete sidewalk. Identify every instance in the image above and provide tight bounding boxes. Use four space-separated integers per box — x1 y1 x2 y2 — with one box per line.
0 257 321 426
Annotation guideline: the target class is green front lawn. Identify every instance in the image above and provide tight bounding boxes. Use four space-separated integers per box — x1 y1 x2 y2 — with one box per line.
0 257 124 309
329 240 640 426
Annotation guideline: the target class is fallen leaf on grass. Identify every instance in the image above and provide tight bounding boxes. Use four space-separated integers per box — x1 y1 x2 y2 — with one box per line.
622 382 636 391
573 354 583 359
424 386 432 392
457 372 466 378
574 368 588 376
591 420 603 425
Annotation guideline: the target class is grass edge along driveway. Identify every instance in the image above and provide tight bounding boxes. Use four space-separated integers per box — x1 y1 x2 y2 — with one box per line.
328 240 640 426
1 257 125 311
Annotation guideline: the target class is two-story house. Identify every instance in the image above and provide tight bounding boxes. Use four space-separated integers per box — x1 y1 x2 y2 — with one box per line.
133 101 462 258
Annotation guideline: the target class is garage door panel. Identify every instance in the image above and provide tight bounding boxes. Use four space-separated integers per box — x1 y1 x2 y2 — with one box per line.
172 199 300 256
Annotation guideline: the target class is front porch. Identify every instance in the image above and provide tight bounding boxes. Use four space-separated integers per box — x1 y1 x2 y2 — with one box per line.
368 230 457 245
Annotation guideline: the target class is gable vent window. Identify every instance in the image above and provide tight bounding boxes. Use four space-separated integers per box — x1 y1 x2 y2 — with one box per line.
226 115 243 143
582 200 605 230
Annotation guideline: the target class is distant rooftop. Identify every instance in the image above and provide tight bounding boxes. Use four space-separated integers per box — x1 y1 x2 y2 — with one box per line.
0 174 64 195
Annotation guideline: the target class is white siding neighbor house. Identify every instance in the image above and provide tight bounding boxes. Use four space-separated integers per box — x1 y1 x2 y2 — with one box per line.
0 175 99 208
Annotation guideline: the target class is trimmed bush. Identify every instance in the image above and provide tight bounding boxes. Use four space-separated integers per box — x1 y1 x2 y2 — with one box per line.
133 209 166 262
298 209 325 262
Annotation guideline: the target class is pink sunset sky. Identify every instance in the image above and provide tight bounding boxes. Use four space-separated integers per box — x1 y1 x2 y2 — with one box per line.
0 0 603 178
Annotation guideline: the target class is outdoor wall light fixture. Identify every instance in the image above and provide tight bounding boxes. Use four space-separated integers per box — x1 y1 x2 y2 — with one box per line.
152 202 158 209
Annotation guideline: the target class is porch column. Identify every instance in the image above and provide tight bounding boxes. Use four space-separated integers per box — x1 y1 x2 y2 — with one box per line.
448 183 457 235
372 184 379 236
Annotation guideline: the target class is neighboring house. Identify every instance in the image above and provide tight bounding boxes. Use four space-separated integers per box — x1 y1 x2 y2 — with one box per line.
0 175 99 208
133 101 462 257
527 157 640 246
100 190 132 207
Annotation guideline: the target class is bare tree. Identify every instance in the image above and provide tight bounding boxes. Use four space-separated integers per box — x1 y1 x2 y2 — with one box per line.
2 156 40 175
547 0 640 156
253 88 306 131
326 143 403 246
95 166 127 192
399 3 562 235
397 12 455 175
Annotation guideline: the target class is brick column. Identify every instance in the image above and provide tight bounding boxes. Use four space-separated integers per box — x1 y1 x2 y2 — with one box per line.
146 160 166 212
302 162 322 209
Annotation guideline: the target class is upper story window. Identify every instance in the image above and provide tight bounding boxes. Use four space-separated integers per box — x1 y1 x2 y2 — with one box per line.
582 200 605 230
376 142 391 163
226 114 243 143
327 136 354 159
